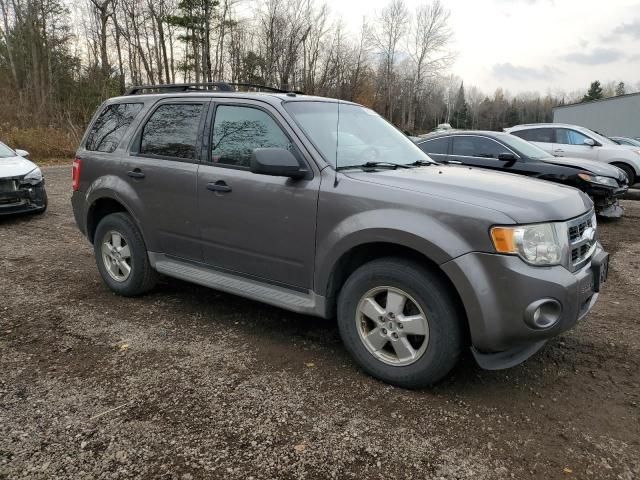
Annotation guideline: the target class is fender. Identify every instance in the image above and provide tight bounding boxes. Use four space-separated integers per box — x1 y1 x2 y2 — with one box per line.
85 174 158 251
314 208 480 296
606 157 640 175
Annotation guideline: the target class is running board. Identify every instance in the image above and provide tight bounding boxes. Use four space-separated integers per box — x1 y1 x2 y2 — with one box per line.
148 253 328 317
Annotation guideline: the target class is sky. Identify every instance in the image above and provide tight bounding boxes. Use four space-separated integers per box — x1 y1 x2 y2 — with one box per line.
325 0 640 95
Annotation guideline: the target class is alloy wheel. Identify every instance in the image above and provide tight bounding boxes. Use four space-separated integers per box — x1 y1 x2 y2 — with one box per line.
356 286 430 366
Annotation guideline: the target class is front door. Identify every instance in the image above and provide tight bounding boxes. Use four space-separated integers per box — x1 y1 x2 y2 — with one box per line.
196 101 320 289
553 128 599 160
449 135 534 174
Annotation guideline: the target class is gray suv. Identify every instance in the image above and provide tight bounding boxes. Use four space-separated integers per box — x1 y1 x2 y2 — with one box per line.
71 83 609 388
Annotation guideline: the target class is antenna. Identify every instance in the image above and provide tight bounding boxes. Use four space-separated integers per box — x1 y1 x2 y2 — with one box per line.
334 100 341 187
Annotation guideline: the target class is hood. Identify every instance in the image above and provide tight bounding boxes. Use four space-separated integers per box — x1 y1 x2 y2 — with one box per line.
346 165 592 224
0 156 38 178
540 156 625 179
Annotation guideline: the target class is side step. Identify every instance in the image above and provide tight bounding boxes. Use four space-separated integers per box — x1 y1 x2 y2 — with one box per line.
149 253 327 317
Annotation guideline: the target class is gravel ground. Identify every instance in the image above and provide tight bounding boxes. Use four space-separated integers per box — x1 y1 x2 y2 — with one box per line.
1 165 639 480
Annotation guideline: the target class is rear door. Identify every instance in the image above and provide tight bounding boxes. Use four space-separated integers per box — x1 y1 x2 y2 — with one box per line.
416 136 450 162
196 100 320 289
511 128 555 154
124 99 209 261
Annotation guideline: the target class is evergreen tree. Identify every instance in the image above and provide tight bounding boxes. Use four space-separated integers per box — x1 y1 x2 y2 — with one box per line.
451 82 469 129
583 81 603 102
615 82 626 96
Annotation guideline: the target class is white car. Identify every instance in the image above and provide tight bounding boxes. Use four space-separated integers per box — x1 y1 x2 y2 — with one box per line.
505 123 640 185
0 141 47 215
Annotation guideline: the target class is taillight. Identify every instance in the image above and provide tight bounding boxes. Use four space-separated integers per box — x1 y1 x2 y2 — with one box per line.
72 158 82 191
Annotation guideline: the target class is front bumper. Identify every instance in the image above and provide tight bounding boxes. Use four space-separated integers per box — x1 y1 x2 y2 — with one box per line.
0 180 47 216
590 185 628 218
442 243 606 368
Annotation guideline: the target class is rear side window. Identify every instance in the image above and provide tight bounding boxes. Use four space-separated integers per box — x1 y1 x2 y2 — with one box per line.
512 128 554 143
417 137 449 155
85 103 143 153
211 105 292 168
140 104 204 159
452 136 509 158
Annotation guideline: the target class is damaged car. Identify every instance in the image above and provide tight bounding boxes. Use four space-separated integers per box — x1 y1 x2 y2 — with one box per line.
415 131 628 218
0 141 47 216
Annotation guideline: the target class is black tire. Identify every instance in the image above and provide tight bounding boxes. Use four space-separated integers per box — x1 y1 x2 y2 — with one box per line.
35 189 48 214
615 163 635 186
337 257 463 389
93 212 157 296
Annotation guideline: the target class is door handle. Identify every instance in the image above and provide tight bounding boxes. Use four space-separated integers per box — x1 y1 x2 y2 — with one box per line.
127 169 145 179
207 181 232 193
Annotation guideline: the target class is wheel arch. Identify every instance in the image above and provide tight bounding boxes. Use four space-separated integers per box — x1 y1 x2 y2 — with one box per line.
322 241 470 341
86 196 134 244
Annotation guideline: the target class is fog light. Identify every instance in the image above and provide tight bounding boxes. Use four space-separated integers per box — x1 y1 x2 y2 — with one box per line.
524 299 562 329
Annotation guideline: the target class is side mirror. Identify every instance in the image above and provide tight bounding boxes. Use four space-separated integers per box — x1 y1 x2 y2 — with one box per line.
15 149 29 157
250 148 306 179
497 152 517 161
583 138 596 147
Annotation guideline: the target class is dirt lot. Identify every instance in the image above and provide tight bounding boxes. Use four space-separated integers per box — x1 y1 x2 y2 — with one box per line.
1 165 639 480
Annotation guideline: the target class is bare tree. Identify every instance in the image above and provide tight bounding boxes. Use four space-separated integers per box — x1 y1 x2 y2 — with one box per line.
372 0 408 122
405 0 452 130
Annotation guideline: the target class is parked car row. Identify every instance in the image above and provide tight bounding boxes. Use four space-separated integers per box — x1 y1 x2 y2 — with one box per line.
68 83 609 388
415 130 628 218
505 123 640 186
0 141 47 216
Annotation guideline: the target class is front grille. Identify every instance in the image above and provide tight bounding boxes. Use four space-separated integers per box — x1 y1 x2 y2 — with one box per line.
567 211 596 269
0 179 17 193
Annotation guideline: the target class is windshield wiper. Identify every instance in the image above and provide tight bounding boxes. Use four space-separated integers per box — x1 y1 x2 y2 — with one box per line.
409 160 435 166
337 161 412 171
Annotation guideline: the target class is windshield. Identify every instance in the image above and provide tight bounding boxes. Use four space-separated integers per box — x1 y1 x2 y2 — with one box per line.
0 142 16 158
283 101 433 169
581 128 617 146
500 134 550 160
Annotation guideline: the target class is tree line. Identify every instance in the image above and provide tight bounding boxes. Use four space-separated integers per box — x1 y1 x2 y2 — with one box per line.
0 0 638 151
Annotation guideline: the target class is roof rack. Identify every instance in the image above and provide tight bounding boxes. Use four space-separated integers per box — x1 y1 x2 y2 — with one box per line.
125 82 303 96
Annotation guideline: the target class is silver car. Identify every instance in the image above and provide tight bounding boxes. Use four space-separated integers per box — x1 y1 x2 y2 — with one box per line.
0 142 47 215
505 123 640 185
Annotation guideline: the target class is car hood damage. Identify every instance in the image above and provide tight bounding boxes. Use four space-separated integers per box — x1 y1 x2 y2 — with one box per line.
347 164 593 224
541 156 626 181
0 156 39 179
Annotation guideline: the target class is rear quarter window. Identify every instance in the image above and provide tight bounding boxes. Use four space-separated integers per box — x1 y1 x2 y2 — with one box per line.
85 103 143 153
417 137 449 155
512 128 554 143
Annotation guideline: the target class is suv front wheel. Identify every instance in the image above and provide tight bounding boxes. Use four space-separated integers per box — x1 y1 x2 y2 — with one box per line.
337 257 463 388
94 212 157 296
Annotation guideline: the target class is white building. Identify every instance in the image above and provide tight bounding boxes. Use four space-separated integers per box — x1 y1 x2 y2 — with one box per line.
553 92 640 139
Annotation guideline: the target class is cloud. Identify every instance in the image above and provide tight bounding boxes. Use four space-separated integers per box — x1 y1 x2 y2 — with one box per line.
561 48 625 65
491 63 561 81
602 19 640 41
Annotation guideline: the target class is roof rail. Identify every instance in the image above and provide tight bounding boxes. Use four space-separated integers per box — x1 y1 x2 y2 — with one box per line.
229 83 304 94
125 82 304 95
125 82 235 95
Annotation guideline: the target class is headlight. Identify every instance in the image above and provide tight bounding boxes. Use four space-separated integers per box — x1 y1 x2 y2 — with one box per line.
23 167 43 185
491 223 563 266
578 173 619 188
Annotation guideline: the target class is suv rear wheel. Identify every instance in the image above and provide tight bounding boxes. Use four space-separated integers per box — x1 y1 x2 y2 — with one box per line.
94 212 157 296
337 257 463 388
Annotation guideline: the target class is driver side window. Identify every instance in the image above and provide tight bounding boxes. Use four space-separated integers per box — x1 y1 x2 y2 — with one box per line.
452 136 510 159
211 105 293 168
556 129 591 146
